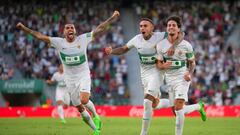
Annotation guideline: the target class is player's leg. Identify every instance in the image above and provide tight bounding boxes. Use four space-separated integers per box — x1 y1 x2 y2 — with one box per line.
80 92 101 135
152 75 173 110
71 89 98 134
141 94 154 135
56 100 66 123
140 76 159 135
81 77 102 131
183 101 207 121
85 100 102 131
152 84 177 117
174 99 185 135
174 81 190 135
153 86 174 110
56 88 66 123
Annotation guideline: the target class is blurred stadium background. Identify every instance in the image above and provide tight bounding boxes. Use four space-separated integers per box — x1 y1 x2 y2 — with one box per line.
0 0 240 134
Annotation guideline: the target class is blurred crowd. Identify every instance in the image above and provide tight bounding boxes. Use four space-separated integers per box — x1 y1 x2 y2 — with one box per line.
0 56 14 80
0 0 129 105
133 1 240 105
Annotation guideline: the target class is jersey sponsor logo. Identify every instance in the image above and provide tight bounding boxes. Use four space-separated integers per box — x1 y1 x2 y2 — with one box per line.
65 56 80 63
138 53 157 64
60 52 86 66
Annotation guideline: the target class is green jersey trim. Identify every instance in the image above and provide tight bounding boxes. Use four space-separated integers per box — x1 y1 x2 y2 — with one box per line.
60 52 86 66
186 52 195 59
163 57 186 69
138 52 157 65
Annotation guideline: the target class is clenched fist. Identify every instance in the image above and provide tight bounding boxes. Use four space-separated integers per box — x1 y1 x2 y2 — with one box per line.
112 10 120 18
104 46 112 55
16 22 24 29
184 71 191 82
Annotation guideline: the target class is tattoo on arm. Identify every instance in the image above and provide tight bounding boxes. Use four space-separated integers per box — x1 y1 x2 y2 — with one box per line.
188 60 196 74
93 15 118 38
21 26 50 43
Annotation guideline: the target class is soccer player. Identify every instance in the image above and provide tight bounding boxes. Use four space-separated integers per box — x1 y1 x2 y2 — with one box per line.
105 18 183 135
156 15 206 135
46 64 69 124
16 10 120 135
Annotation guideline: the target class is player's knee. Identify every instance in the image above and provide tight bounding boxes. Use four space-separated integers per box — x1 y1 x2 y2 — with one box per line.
76 104 85 112
152 98 159 108
56 100 64 106
63 104 68 109
174 99 185 111
80 98 89 105
144 94 155 102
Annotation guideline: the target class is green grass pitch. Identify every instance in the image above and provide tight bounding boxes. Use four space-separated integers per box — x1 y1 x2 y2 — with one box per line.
0 117 239 135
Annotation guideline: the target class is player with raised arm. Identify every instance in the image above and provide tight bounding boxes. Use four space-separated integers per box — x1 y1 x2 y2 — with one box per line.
46 64 69 124
16 10 120 135
156 15 206 135
105 18 183 135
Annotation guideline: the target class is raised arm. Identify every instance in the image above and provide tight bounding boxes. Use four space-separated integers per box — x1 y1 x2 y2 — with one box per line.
105 45 129 55
16 22 50 44
92 11 120 38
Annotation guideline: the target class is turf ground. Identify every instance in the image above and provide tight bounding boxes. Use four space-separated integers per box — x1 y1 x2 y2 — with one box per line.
0 117 239 135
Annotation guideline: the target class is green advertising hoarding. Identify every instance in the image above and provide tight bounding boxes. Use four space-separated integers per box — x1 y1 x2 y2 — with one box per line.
0 79 44 94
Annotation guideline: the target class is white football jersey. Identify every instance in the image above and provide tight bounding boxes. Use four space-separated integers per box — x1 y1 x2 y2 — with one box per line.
126 32 167 76
156 39 195 83
50 32 93 85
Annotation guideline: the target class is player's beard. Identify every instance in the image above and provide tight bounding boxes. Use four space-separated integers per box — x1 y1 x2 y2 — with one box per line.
67 34 75 42
142 32 152 40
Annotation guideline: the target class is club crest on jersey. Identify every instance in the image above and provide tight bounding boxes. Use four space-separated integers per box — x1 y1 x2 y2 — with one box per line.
77 44 81 49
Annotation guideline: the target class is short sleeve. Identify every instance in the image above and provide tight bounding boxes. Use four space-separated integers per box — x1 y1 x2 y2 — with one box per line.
49 37 63 50
155 32 167 41
126 36 137 49
156 42 164 60
185 42 195 60
79 31 93 45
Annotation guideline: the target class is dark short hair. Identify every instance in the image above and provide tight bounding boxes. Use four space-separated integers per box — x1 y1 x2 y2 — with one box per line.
140 18 154 25
166 15 182 28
